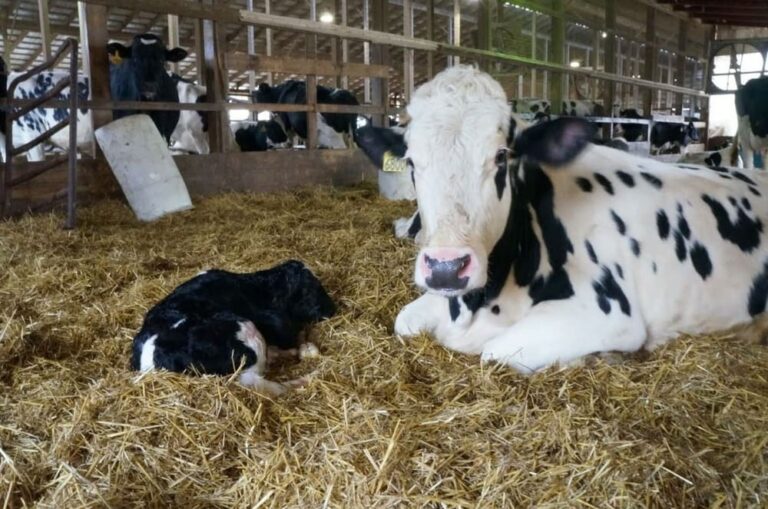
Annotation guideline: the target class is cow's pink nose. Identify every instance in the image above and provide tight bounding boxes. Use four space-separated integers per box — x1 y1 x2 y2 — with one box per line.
419 248 477 291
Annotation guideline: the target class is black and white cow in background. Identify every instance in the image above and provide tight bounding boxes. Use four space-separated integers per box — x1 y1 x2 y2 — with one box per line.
677 144 741 169
233 119 289 152
109 34 188 144
394 66 768 374
650 121 699 155
168 73 209 154
561 99 605 117
735 76 768 169
254 80 359 148
618 108 644 142
133 260 336 394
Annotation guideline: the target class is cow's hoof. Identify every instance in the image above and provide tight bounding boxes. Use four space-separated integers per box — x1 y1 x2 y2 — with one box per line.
299 342 320 359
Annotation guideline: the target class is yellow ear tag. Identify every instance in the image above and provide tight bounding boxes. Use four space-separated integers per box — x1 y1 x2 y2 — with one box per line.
382 151 407 173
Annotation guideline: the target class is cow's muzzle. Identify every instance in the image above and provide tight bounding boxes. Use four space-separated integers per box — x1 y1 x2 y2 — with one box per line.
417 247 480 295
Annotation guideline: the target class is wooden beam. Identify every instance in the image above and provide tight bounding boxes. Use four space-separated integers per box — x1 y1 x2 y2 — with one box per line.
37 0 52 60
202 18 229 152
426 0 434 79
403 0 414 101
603 0 616 125
306 0 317 150
452 0 460 65
549 0 565 114
674 19 687 114
167 14 180 73
238 10 438 51
78 0 240 23
478 0 493 71
642 6 657 115
370 0 389 127
340 0 349 89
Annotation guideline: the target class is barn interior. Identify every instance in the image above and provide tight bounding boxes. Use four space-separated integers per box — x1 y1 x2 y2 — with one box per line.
1 1 768 507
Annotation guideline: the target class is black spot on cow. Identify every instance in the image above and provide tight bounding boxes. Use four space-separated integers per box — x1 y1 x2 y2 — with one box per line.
585 240 599 264
749 186 761 197
640 172 663 189
614 263 624 279
677 206 691 240
674 231 687 261
742 197 752 211
407 213 421 239
677 164 701 171
529 268 575 306
719 174 733 180
611 210 626 235
448 297 460 321
616 171 635 187
702 194 763 253
494 164 507 200
491 305 500 315
733 171 757 187
657 210 670 240
652 262 657 273
689 243 712 280
594 173 614 195
709 165 728 173
630 238 641 257
748 261 768 317
592 266 631 316
575 177 593 193
728 197 738 206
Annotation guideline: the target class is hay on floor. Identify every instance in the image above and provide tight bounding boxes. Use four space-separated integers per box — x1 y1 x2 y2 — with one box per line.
1 184 767 508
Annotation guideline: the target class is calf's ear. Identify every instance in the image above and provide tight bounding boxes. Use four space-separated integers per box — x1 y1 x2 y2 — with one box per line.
512 117 595 166
108 42 131 59
165 48 188 63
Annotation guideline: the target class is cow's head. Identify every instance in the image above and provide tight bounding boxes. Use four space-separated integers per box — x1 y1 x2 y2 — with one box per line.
109 34 187 100
683 121 700 145
405 66 593 296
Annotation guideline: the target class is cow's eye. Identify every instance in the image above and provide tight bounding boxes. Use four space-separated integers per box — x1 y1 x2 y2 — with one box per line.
494 149 508 167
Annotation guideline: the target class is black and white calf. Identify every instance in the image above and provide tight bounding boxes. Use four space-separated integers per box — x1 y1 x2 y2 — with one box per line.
561 100 604 117
735 76 768 169
618 109 644 142
394 66 768 374
132 260 336 394
233 120 289 152
650 121 699 155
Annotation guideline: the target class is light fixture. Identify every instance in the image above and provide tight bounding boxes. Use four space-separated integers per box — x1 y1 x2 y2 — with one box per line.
569 60 581 68
319 11 334 23
601 31 608 39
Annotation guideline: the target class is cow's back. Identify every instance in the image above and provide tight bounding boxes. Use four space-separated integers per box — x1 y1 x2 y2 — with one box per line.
549 145 768 345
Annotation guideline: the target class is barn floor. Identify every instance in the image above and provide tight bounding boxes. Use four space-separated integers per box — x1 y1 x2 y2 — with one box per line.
1 184 767 508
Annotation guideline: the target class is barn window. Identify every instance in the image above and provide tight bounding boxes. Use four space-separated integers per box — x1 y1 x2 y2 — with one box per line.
710 43 766 92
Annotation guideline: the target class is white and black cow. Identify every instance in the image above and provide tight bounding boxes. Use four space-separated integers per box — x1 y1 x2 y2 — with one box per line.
133 260 336 394
168 73 209 154
109 34 188 143
254 80 359 148
677 144 741 169
233 119 289 152
1 70 92 162
510 99 550 116
561 99 604 117
650 121 699 155
394 66 768 374
618 108 644 142
735 76 768 169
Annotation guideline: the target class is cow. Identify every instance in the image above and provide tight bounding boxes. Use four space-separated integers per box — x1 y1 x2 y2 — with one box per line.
233 119 289 152
510 99 550 116
254 80 359 147
353 124 407 172
393 65 768 374
561 99 605 117
1 70 92 162
735 76 768 169
650 121 699 155
168 73 209 155
108 33 188 143
132 260 336 394
677 144 741 169
618 108 644 142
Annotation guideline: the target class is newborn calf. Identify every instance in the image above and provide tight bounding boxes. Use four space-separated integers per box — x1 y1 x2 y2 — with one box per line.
132 260 336 394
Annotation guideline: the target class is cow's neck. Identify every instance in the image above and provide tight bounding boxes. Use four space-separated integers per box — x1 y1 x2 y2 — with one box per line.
458 162 572 313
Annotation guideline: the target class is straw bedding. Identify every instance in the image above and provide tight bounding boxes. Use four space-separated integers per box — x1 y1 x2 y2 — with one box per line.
1 184 767 508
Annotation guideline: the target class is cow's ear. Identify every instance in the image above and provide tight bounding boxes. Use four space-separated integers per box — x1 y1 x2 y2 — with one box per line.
165 47 188 63
513 117 595 166
108 42 131 58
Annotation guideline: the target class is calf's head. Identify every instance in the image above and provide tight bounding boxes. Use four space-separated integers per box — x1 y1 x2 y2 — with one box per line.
405 66 593 296
110 34 187 100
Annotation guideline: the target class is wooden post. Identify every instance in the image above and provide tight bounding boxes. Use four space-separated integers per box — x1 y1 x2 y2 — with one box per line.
602 0 616 131
426 0 434 79
265 0 273 85
246 0 256 100
549 0 564 115
76 2 90 78
590 27 599 102
642 6 656 116
403 0 414 101
195 20 205 84
306 0 318 149
167 14 180 74
452 0 460 66
363 0 371 103
532 13 538 98
478 0 492 71
202 18 229 152
37 0 52 60
675 19 687 115
330 0 339 88
370 0 388 127
340 0 348 89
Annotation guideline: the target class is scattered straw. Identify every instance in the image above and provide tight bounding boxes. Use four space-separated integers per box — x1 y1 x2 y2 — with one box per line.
1 184 767 508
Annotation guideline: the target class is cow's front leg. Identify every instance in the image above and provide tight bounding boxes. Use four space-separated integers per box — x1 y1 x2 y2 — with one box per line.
742 144 755 169
480 298 646 374
395 293 455 338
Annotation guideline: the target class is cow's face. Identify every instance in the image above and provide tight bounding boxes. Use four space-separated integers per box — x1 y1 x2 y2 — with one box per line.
110 34 187 100
749 104 768 138
405 67 594 297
